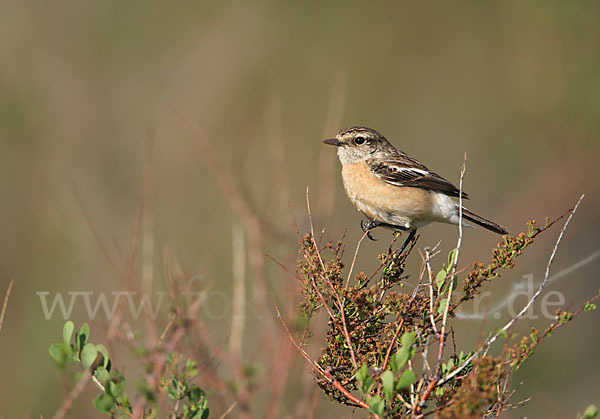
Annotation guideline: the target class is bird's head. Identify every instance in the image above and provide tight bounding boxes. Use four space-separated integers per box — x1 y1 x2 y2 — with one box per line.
323 126 392 164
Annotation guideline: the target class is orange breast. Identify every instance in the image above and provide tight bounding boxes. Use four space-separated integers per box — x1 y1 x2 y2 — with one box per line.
341 161 434 228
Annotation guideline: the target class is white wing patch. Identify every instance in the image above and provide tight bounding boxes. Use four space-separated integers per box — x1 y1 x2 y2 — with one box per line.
384 166 431 185
391 167 429 175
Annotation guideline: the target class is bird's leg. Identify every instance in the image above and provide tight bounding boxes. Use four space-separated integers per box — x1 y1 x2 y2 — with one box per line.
361 219 381 241
379 229 418 291
387 230 417 271
392 229 417 260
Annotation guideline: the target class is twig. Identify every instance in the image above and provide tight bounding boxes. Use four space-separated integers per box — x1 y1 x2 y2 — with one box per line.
158 313 177 345
455 203 577 307
323 368 373 412
382 318 405 371
437 154 466 354
174 107 276 351
423 249 438 335
309 277 343 334
367 233 401 283
537 289 600 343
455 249 600 320
230 221 246 358
335 295 358 369
414 154 467 415
274 305 325 373
218 401 238 419
306 188 327 273
298 240 352 350
0 279 14 334
346 231 369 288
438 194 585 387
421 335 432 374
141 133 156 348
381 261 428 371
305 188 358 368
265 253 303 282
60 153 152 417
274 305 374 413
53 371 92 419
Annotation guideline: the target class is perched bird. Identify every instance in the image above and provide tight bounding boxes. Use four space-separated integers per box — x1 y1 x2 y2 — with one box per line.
323 126 508 244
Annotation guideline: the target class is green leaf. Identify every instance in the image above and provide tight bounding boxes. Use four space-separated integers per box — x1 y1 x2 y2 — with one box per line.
81 343 99 370
188 402 210 419
199 409 210 419
117 394 131 413
63 320 74 347
391 350 409 374
435 270 447 291
93 393 115 413
442 358 455 375
186 359 197 371
95 344 110 368
107 380 120 398
381 370 394 402
396 369 417 390
78 323 90 350
94 366 110 385
356 363 367 383
168 380 179 400
581 405 599 419
391 332 417 374
367 395 385 418
448 248 458 267
186 359 199 378
437 298 448 315
400 331 416 348
583 303 597 312
188 385 206 403
450 275 457 291
355 363 373 395
49 342 74 367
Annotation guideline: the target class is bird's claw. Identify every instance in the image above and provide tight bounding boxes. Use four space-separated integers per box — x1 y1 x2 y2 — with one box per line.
361 219 379 241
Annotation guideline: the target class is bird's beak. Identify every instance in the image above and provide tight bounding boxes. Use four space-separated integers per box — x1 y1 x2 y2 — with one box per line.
323 138 342 147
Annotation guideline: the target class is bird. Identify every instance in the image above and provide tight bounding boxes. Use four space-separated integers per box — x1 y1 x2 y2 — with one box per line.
323 126 508 248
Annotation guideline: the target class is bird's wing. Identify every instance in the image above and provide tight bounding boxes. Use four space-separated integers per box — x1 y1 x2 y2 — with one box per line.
368 155 468 199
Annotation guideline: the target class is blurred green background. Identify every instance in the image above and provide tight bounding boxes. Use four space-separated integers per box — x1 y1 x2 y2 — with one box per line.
1 1 599 417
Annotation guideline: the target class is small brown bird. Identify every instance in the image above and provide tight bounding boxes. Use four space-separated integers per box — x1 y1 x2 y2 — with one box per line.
323 126 508 242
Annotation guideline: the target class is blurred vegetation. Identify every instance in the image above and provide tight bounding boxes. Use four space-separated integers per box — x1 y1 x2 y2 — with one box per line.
0 1 599 418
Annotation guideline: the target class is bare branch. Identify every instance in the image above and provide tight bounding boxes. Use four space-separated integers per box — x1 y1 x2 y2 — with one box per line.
0 279 14 334
346 231 369 288
438 194 585 387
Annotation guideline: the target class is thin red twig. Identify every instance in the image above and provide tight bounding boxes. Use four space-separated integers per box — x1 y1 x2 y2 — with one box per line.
274 305 374 413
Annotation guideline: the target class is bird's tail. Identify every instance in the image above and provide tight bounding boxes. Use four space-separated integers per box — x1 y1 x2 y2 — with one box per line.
460 208 508 235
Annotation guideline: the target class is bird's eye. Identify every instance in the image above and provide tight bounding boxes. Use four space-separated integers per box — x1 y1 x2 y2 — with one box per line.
354 136 366 145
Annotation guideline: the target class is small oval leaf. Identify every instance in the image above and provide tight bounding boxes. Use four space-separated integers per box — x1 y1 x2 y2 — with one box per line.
81 344 99 370
78 323 90 347
381 370 394 402
63 321 74 347
396 369 417 390
391 350 409 374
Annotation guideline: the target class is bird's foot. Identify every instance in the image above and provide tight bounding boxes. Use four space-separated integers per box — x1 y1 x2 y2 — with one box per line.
360 219 380 241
